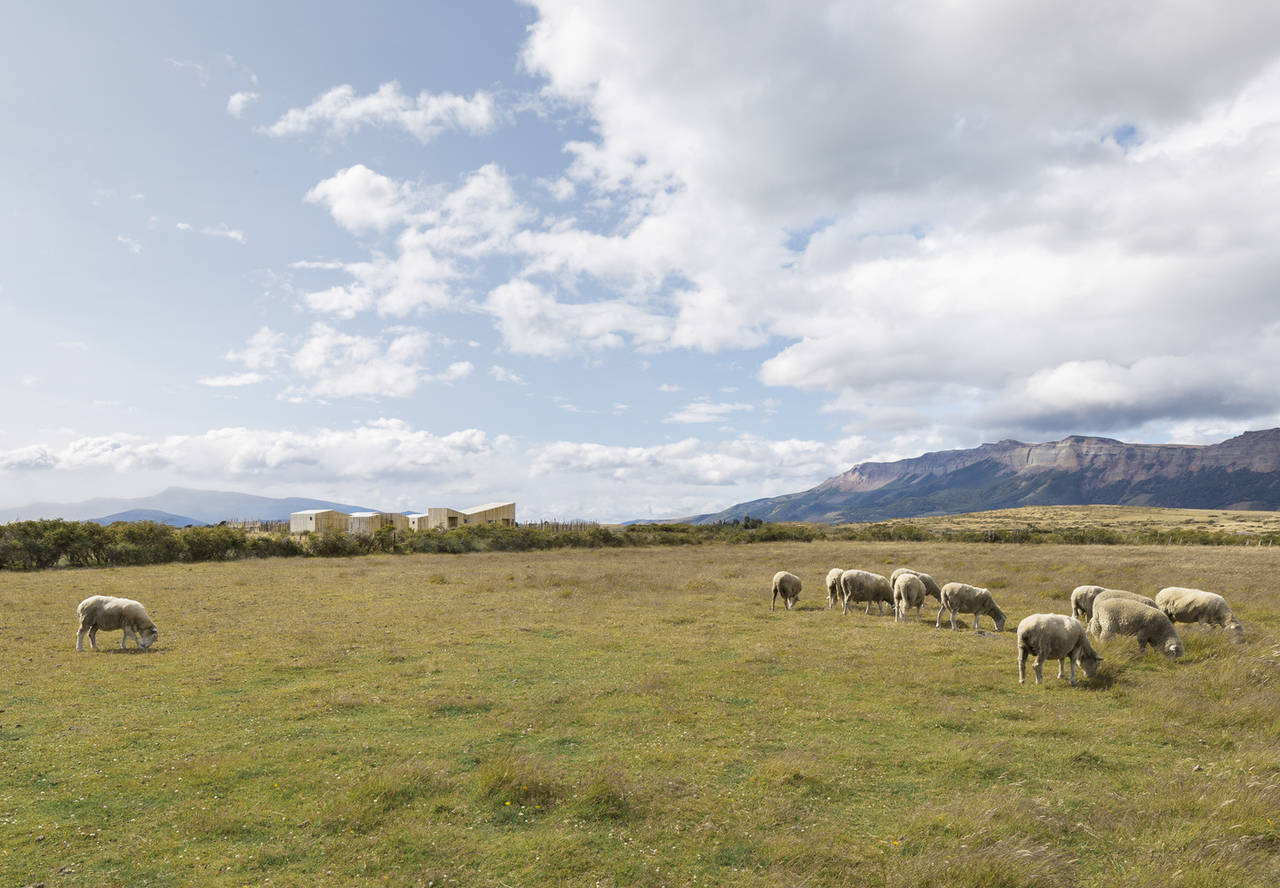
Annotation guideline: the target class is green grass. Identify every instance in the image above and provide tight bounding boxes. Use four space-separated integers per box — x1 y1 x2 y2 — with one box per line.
2 541 1279 886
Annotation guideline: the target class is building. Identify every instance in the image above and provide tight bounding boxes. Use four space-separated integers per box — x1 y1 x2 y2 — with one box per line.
289 509 350 534
424 502 516 530
347 512 409 533
404 513 432 532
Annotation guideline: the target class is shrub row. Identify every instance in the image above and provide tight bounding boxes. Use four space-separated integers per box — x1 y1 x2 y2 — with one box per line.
0 517 821 571
2 516 1273 572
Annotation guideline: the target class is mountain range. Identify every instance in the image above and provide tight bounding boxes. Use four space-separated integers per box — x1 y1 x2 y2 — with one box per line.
1 487 376 525
687 428 1280 525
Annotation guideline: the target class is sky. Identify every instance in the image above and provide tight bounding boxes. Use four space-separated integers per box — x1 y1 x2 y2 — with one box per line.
4 1 1280 522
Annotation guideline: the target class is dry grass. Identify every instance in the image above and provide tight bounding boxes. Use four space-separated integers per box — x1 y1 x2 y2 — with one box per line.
2 539 1278 886
884 504 1280 537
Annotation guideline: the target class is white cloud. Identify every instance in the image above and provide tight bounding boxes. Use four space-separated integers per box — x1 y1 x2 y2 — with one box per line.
262 81 500 142
116 234 141 254
227 327 286 370
286 324 431 400
490 365 526 384
664 399 754 424
658 383 680 393
0 421 507 483
177 221 246 243
484 279 671 356
304 164 413 234
198 372 266 387
227 91 260 117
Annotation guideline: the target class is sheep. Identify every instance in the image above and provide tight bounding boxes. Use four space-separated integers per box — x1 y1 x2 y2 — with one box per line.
76 595 158 651
1016 613 1103 685
890 567 943 603
838 569 894 616
1092 587 1159 610
771 571 802 611
893 573 927 623
1155 587 1245 642
1069 585 1106 622
1087 597 1184 658
936 582 1007 632
825 568 845 609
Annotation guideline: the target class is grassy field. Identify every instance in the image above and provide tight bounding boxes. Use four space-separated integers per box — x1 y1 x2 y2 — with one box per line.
2 539 1278 887
880 504 1280 537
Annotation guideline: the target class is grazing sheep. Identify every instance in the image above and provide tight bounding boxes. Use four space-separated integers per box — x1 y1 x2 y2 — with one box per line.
890 567 943 603
936 582 1007 632
838 569 894 616
76 595 158 651
826 568 845 609
1088 597 1184 658
893 573 927 622
1070 585 1106 622
771 571 802 611
1155 587 1245 642
1017 613 1103 685
1093 587 1158 610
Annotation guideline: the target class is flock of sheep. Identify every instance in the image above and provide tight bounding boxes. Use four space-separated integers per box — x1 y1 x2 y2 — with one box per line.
770 567 1246 686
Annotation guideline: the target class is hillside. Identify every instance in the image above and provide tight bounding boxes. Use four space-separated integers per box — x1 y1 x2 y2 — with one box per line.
0 487 375 524
86 508 206 527
694 428 1280 524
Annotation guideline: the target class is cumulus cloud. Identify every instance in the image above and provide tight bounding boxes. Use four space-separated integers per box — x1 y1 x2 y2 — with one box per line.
116 234 141 254
304 164 414 234
0 421 506 483
484 279 671 356
226 90 260 117
262 81 500 142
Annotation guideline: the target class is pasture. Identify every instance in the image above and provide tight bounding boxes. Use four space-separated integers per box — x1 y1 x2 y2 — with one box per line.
2 540 1278 887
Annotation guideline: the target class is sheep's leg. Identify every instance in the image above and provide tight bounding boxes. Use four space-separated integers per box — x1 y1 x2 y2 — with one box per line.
1056 658 1065 679
972 614 981 631
88 627 99 651
1018 648 1027 684
76 627 86 651
1066 657 1077 685
950 610 958 631
936 605 946 628
1033 653 1044 684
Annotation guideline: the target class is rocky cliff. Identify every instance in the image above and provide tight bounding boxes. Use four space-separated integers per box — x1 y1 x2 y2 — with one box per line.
693 429 1280 525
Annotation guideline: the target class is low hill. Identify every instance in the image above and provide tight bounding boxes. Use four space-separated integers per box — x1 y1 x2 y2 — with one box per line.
1 487 375 524
692 428 1280 524
86 509 206 527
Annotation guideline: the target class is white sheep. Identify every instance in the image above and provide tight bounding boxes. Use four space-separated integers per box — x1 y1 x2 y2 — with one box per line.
1069 585 1106 622
1016 613 1103 685
76 595 158 651
838 569 894 616
771 571 802 611
1092 587 1158 610
1087 597 1184 658
890 567 943 603
936 582 1007 632
893 573 927 622
825 568 845 609
1155 587 1245 642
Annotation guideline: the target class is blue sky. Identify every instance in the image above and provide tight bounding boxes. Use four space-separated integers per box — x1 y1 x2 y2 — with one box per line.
4 1 1280 521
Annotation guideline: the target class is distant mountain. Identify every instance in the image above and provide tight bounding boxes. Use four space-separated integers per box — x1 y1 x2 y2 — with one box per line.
1 487 376 524
689 429 1280 525
87 509 207 527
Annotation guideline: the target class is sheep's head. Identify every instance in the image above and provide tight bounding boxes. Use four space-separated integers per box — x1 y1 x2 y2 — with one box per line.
1078 650 1103 679
1163 636 1184 659
990 604 1007 632
138 627 158 649
1226 618 1245 643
